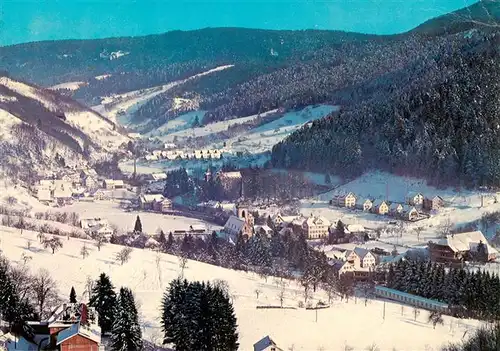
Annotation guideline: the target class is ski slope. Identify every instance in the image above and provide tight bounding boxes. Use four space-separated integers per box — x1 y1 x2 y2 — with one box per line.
0 227 482 350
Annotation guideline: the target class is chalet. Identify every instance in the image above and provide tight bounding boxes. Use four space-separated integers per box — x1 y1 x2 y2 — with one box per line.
91 189 111 201
81 175 98 189
401 205 419 221
139 194 164 210
6 303 102 351
332 192 356 208
254 335 283 351
158 198 173 213
429 231 498 263
272 214 299 228
345 247 377 268
356 198 373 212
330 260 356 276
389 203 404 216
53 181 73 206
302 215 331 239
406 191 424 206
423 196 445 211
371 200 389 215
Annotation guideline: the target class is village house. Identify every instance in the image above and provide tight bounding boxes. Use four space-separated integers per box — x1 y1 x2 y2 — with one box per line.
344 247 377 268
80 218 113 238
6 303 101 351
153 198 173 213
332 192 357 208
406 191 424 206
253 335 283 351
356 198 373 212
423 195 445 211
401 205 419 221
103 179 124 190
302 215 331 239
428 231 498 263
164 142 176 149
371 200 389 215
272 213 300 228
389 203 404 216
151 172 168 182
139 194 165 210
331 260 356 276
91 189 112 201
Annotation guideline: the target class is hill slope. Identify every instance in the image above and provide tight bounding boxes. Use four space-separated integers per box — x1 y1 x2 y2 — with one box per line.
0 76 128 179
0 226 483 350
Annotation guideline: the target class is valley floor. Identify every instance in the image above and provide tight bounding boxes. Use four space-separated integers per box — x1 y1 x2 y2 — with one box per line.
0 226 483 350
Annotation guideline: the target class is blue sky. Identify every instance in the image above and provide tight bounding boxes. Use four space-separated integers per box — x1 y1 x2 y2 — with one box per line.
0 0 477 46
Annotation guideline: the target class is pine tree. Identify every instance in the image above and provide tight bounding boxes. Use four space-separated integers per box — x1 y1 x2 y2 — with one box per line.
89 273 117 334
134 215 142 233
69 287 77 303
110 287 143 351
161 278 238 351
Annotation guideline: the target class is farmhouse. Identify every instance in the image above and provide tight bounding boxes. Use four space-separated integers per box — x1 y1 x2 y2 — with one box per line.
371 200 389 215
6 303 101 351
389 203 403 216
302 215 331 239
139 194 165 210
356 198 373 212
254 225 274 237
406 191 424 206
345 247 377 268
91 189 111 201
423 196 445 211
103 179 124 190
428 231 498 263
332 192 356 208
331 260 356 276
254 335 283 351
401 205 419 221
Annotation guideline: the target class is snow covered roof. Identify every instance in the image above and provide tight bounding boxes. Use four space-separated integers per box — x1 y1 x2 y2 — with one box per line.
406 191 423 198
140 194 164 203
219 171 242 179
254 225 273 233
56 323 101 345
37 188 52 201
151 172 168 181
375 286 448 308
346 224 365 233
253 335 281 351
305 216 331 227
436 231 498 255
224 215 245 232
145 237 160 248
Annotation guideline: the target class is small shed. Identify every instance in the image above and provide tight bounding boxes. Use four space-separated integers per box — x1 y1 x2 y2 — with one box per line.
253 335 283 351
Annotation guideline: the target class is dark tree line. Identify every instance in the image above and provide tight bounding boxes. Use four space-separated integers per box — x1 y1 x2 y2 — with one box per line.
161 278 239 351
163 168 194 198
272 31 500 187
383 259 500 320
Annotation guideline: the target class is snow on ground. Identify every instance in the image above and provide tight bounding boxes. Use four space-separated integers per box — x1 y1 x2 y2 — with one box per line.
0 227 483 350
158 109 279 142
49 81 87 91
301 171 500 249
0 108 22 138
58 201 219 234
94 65 234 126
0 76 59 112
95 74 112 81
149 110 207 136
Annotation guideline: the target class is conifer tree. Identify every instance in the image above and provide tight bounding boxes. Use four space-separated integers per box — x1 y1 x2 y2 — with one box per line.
69 286 77 303
161 278 238 351
134 215 142 233
110 287 143 351
89 273 117 334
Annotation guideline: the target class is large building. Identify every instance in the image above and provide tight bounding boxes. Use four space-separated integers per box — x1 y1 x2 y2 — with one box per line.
301 215 331 239
428 231 498 263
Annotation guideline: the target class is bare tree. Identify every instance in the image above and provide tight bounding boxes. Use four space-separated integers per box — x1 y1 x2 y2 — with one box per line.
95 234 105 251
413 226 424 242
178 255 188 277
277 283 286 308
413 307 420 321
10 265 33 302
439 217 453 238
396 221 406 238
254 288 262 299
428 310 444 329
80 243 90 259
21 252 32 265
31 268 60 320
366 343 380 351
37 231 45 243
155 251 163 288
83 275 95 301
116 247 133 265
43 236 63 254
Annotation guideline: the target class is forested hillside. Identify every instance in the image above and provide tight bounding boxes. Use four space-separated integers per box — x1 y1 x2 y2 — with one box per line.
271 30 500 187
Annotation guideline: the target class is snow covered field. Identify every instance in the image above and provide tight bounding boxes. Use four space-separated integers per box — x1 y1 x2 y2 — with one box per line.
0 227 483 350
59 201 219 234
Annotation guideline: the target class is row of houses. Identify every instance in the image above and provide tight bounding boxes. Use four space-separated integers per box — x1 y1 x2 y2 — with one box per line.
331 192 438 222
332 191 445 212
145 148 223 161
